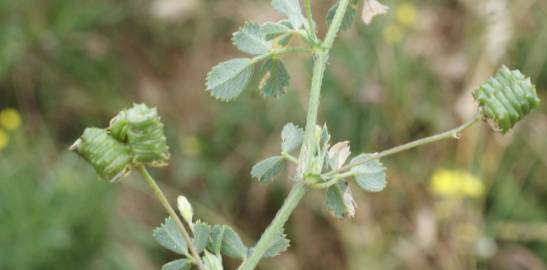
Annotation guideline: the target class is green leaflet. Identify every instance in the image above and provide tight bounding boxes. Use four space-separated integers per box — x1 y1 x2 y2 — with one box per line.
259 58 290 98
350 154 387 192
207 224 225 255
326 0 359 31
220 225 248 259
70 127 132 182
261 21 292 40
162 259 192 270
271 0 307 30
233 22 272 55
326 181 356 218
262 231 290 258
206 58 254 101
153 217 189 255
251 156 285 182
473 66 540 134
193 222 211 253
281 122 304 153
203 250 224 270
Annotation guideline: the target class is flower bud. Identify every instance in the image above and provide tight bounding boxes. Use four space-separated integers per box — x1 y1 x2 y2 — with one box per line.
177 195 193 224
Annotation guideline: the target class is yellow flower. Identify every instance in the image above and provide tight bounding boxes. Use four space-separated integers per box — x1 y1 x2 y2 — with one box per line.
0 108 21 130
396 2 417 27
383 24 403 44
0 129 9 151
430 169 484 198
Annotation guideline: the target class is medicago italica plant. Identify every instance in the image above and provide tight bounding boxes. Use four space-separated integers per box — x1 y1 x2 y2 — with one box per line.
71 1 540 269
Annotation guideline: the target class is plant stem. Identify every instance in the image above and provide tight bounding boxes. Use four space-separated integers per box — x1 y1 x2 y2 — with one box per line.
238 1 351 270
304 0 318 42
323 114 482 178
136 165 206 270
252 47 311 63
281 151 299 164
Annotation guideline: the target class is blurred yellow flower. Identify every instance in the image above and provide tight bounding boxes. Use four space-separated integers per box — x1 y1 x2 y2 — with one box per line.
396 2 417 27
0 129 9 151
0 108 21 130
430 169 484 198
180 135 201 156
383 24 403 44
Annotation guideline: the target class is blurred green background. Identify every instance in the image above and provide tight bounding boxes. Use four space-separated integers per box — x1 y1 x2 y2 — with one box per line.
1 0 546 269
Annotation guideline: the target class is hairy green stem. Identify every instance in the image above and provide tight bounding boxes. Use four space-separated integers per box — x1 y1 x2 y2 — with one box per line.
323 114 482 178
237 1 351 269
136 165 206 270
304 0 318 42
282 151 299 164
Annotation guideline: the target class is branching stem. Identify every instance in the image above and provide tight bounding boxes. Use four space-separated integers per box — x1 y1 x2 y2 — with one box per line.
237 1 351 270
136 165 206 270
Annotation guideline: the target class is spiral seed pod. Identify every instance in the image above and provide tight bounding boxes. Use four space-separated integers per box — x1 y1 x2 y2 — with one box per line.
473 66 540 134
124 104 170 166
109 110 128 142
70 128 132 182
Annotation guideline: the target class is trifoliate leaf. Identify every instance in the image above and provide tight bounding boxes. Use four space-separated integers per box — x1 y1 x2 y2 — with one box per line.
153 217 188 255
233 23 272 55
221 226 248 259
193 222 211 253
326 181 356 218
472 66 540 134
70 127 132 182
162 259 192 270
328 141 351 170
281 122 304 153
327 0 359 31
261 21 291 40
206 58 254 101
262 231 290 258
271 0 307 30
251 156 285 182
350 154 387 192
203 250 224 270
259 59 290 98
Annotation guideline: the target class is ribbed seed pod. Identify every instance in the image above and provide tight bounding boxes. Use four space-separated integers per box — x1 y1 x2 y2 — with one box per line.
473 66 540 134
70 127 132 182
124 104 170 166
109 110 128 142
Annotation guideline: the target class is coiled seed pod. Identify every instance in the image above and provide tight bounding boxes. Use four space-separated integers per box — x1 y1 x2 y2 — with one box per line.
473 66 541 134
121 104 170 166
70 128 132 182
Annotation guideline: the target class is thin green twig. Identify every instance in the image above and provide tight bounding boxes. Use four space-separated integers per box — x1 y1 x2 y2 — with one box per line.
322 114 482 178
136 165 206 270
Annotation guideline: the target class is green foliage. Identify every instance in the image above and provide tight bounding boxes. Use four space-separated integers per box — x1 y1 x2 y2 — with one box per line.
326 181 356 218
261 21 292 40
220 225 248 259
192 222 211 253
162 259 192 270
281 122 304 153
233 23 273 55
473 66 541 133
203 251 224 270
271 0 307 30
206 58 255 101
207 225 225 255
260 59 291 97
262 231 290 258
251 156 285 182
350 154 387 192
153 217 189 255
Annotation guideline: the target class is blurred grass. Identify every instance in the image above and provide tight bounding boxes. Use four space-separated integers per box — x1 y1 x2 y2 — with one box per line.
0 0 546 269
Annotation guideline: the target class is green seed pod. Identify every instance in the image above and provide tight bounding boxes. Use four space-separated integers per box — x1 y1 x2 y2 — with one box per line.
109 110 128 142
70 128 132 182
123 104 170 166
473 66 540 134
